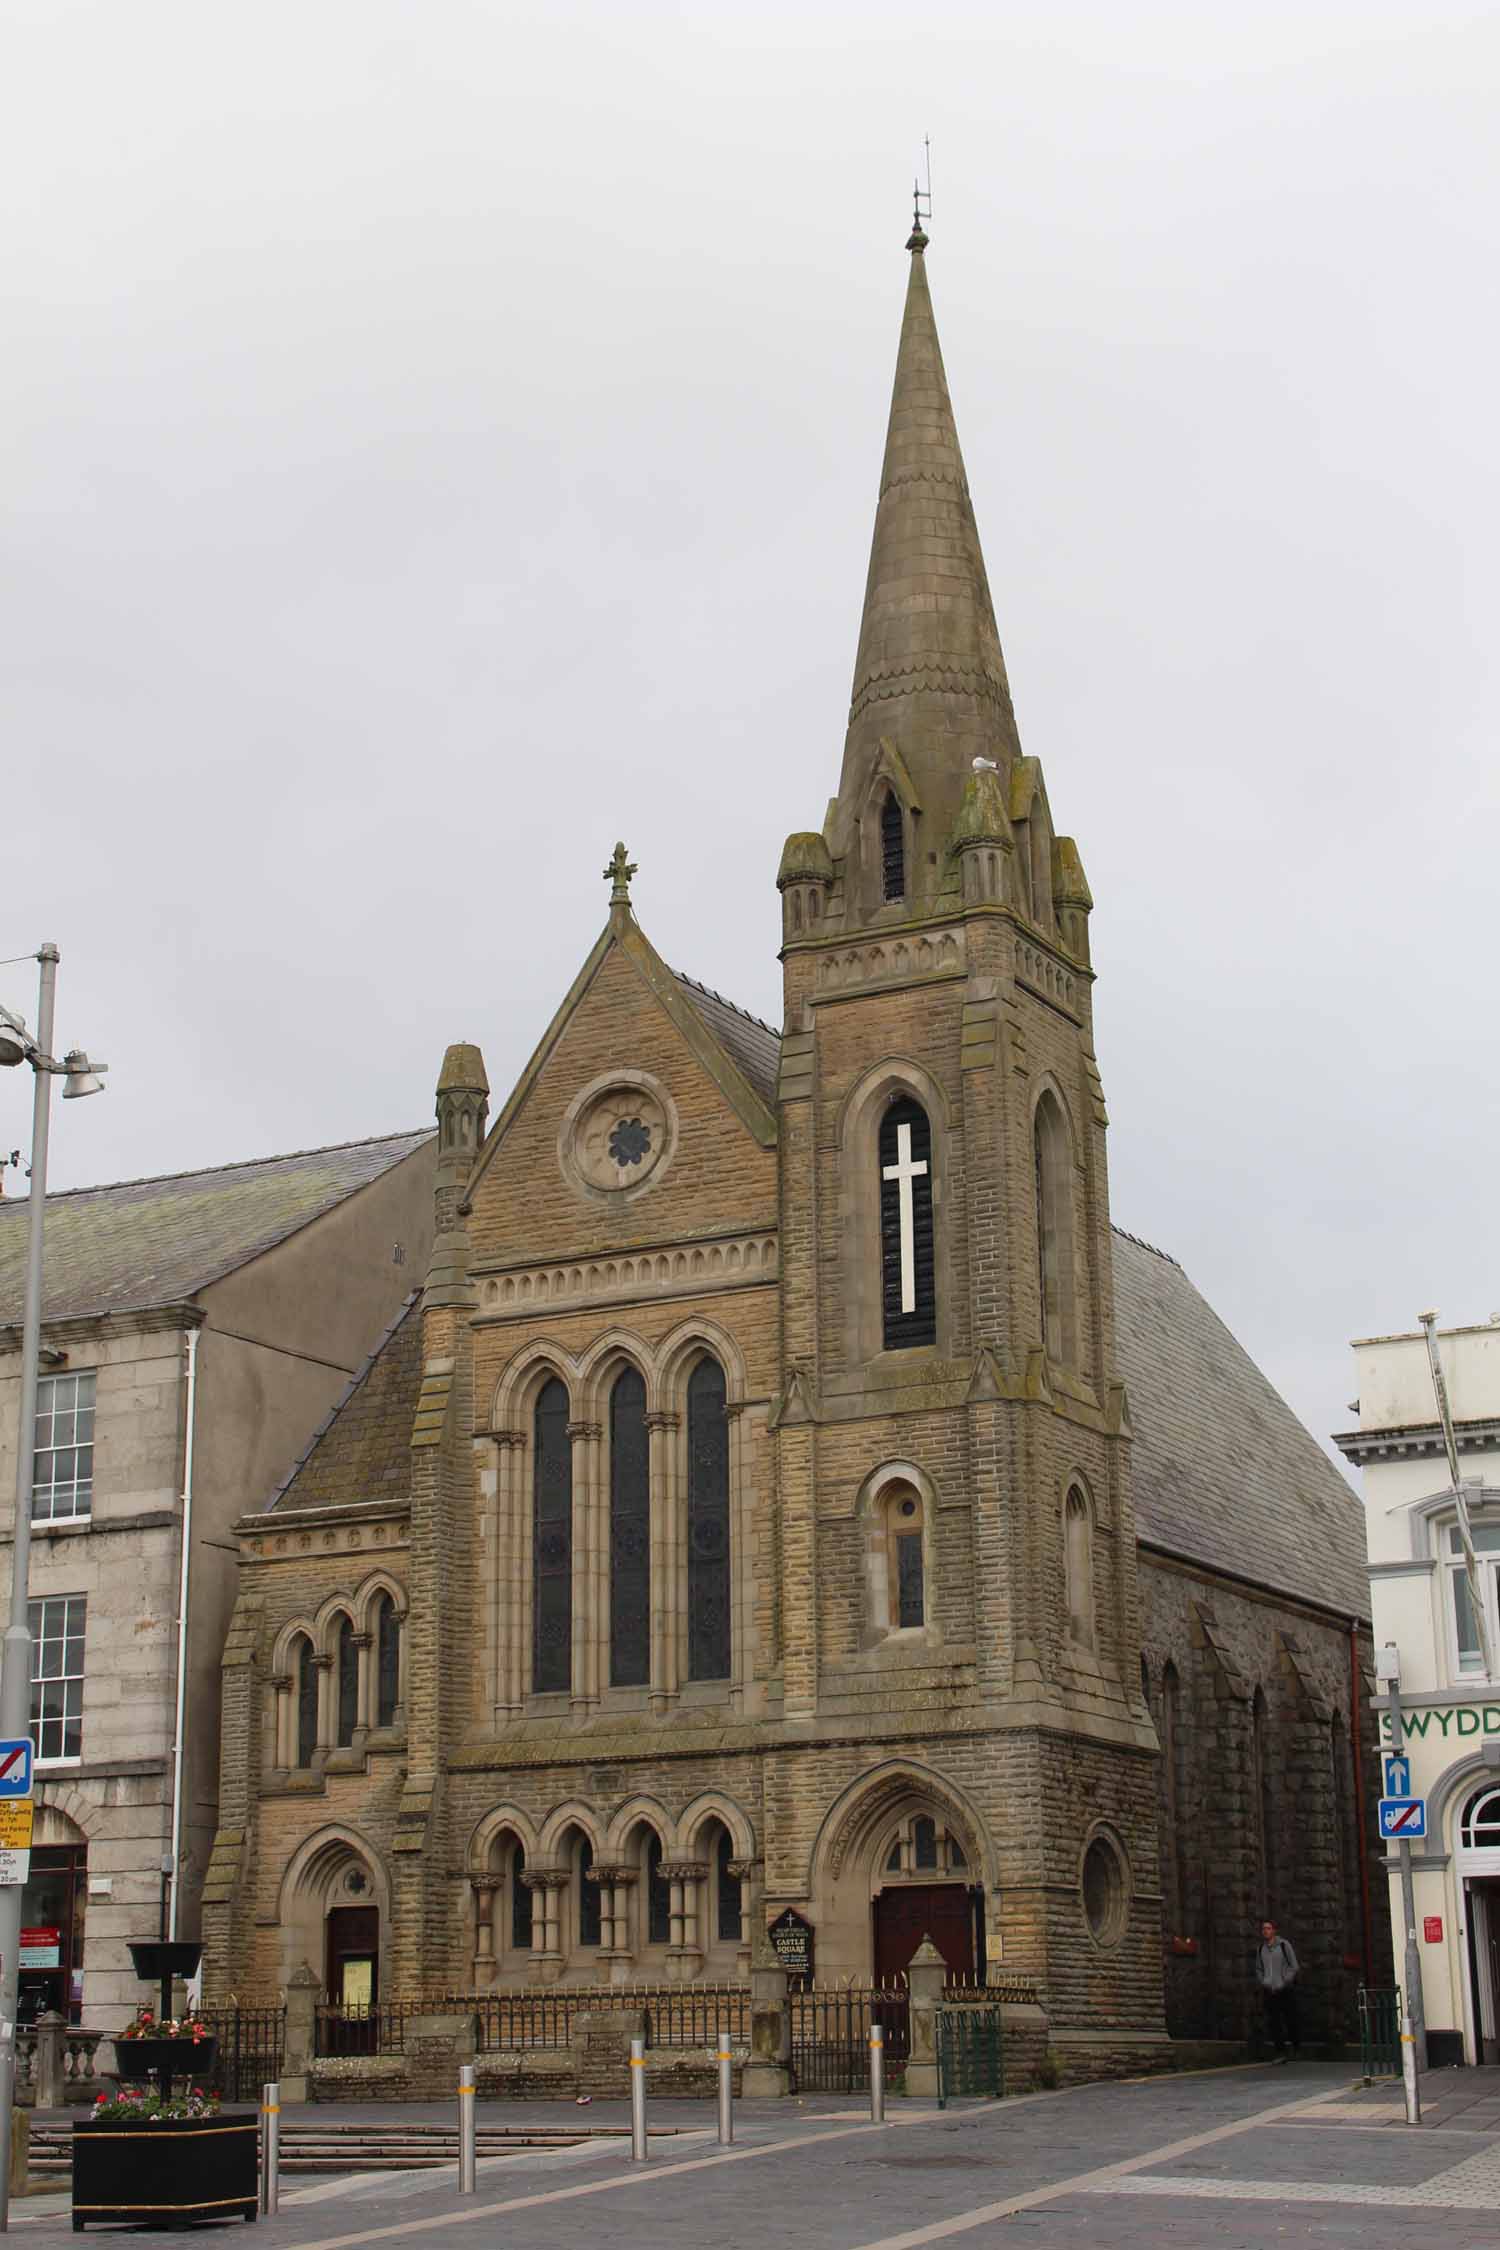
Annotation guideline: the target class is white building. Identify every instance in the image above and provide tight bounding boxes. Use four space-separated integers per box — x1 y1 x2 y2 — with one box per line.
1336 1317 1500 2066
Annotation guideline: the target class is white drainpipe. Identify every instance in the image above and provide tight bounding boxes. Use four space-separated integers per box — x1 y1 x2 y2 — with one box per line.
168 1327 199 1942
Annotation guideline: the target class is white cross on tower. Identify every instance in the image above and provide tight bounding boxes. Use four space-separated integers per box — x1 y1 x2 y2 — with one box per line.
882 1121 929 1314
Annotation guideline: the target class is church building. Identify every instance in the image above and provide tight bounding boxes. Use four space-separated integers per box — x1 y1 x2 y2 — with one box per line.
203 223 1382 2073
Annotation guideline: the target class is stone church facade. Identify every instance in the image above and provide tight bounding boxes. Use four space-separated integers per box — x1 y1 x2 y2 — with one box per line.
202 225 1384 2072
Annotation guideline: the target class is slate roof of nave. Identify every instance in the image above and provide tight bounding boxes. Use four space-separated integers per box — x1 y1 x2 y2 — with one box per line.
0 1130 434 1328
670 974 781 1107
268 1292 423 1513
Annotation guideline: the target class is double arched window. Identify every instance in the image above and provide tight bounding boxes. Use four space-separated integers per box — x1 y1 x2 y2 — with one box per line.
879 1097 936 1349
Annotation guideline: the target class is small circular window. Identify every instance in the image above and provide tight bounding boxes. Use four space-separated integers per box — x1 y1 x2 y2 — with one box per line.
1081 1834 1127 1947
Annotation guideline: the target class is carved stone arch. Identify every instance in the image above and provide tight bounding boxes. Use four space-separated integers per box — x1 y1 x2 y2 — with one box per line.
855 1458 940 1519
271 1616 321 1674
577 1328 657 1423
489 1338 581 1430
855 1459 939 1643
314 1592 358 1653
468 1803 541 1873
836 1055 953 1147
676 1790 756 1861
604 1795 673 1858
537 1799 605 1864
810 1760 993 1891
352 1570 406 1634
32 1787 98 1846
658 1314 748 1409
276 1822 390 1991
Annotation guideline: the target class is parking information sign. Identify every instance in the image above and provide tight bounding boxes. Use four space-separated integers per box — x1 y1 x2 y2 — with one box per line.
0 1799 34 1887
1378 1795 1427 1840
0 1742 32 1799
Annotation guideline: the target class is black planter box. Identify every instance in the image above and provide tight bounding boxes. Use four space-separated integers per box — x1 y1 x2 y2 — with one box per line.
113 2035 218 2104
72 2110 258 2230
126 1941 204 1986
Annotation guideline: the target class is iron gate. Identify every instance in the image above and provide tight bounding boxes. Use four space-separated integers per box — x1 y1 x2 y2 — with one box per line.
1357 1986 1402 2080
935 2005 1002 2106
790 1988 909 2093
201 2007 285 2100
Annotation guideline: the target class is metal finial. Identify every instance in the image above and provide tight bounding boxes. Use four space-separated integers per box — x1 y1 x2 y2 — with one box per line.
908 133 932 249
604 840 638 903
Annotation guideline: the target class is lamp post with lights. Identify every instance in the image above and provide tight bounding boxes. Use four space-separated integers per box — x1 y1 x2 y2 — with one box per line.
0 946 105 2228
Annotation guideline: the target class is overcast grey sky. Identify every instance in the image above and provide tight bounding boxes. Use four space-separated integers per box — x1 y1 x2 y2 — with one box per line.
5 1 1497 1457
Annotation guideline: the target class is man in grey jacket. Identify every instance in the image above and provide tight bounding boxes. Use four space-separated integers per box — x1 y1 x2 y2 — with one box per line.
1257 1920 1301 2060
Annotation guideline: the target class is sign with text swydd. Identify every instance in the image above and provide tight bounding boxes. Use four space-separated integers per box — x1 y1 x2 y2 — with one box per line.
1378 1796 1427 1840
0 1741 32 1798
1379 1703 1500 1742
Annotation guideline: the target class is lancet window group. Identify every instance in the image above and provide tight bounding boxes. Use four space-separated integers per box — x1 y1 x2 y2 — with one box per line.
494 1346 739 1711
273 1584 405 1773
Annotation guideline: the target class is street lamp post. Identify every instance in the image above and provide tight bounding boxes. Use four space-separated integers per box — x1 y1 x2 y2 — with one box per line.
0 947 105 2230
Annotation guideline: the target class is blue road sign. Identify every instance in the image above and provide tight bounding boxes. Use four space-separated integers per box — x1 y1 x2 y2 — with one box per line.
0 1740 32 1798
1378 1795 1427 1840
1384 1754 1412 1797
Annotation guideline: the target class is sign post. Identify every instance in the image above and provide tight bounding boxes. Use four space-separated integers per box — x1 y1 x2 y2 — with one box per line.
1384 1673 1427 2069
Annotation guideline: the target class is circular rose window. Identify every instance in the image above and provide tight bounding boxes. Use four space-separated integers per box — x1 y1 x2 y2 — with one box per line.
1081 1834 1128 1948
562 1075 675 1199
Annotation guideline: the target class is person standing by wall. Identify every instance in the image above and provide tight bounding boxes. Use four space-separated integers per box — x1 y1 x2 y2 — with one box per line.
1257 1919 1301 2060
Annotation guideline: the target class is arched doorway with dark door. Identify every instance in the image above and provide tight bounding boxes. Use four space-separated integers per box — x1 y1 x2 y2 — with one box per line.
277 1828 387 2053
18 1807 90 2026
871 1812 981 1985
807 1763 994 1987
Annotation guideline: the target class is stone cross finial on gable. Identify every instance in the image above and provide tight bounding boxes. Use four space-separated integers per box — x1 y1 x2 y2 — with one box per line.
604 841 637 904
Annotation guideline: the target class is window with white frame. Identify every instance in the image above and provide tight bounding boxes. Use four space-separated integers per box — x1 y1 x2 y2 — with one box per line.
30 1595 85 1763
1446 1519 1500 1677
32 1371 95 1522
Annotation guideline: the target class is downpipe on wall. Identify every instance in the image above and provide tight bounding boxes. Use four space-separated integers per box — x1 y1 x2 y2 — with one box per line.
168 1328 199 1942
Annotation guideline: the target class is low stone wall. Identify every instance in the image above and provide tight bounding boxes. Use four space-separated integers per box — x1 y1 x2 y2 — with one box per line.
309 2009 747 2105
1049 2029 1175 2084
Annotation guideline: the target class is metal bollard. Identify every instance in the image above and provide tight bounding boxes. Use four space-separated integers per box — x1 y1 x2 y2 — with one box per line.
1401 2009 1422 2126
261 2081 280 2217
869 2023 886 2125
629 2035 648 2161
716 2026 733 2146
458 2062 477 2192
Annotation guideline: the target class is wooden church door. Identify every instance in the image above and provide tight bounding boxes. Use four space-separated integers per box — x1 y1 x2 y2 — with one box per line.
873 1884 973 1983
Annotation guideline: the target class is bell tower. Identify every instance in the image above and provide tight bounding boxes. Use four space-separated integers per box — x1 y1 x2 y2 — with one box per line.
770 220 1158 2001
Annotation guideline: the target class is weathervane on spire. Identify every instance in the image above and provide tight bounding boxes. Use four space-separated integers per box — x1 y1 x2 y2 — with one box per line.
604 840 637 904
908 134 931 249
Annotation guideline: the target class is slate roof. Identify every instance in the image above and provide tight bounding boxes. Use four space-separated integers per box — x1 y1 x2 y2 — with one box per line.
1112 1229 1369 1621
672 974 781 1107
268 1293 423 1512
0 1131 433 1328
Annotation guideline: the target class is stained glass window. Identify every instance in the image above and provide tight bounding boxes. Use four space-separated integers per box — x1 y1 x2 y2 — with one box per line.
646 1833 671 1946
532 1378 572 1694
295 1636 317 1767
511 1842 532 1951
687 1358 730 1681
375 1594 400 1727
717 1829 742 1943
879 1098 935 1349
896 1531 925 1629
609 1368 650 1687
336 1615 358 1746
577 1836 601 1947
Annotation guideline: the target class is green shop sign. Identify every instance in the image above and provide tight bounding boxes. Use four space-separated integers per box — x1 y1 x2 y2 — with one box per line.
1379 1704 1500 1741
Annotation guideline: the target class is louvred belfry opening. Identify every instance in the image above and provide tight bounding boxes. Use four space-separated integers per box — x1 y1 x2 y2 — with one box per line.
879 1098 936 1348
881 792 905 900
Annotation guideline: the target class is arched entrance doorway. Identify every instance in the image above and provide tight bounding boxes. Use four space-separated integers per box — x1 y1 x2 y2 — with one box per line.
871 1812 979 1984
810 1765 991 1985
20 1806 88 2026
278 1829 386 2046
1457 1784 1500 2064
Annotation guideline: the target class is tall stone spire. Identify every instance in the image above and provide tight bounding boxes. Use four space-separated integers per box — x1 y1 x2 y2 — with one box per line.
827 224 1021 915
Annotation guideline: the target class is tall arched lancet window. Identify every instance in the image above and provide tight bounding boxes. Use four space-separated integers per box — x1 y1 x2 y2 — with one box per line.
687 1357 731 1681
716 1828 742 1943
645 1832 671 1947
374 1593 400 1728
335 1614 358 1746
609 1367 650 1688
509 1839 533 1952
879 1097 935 1350
880 791 905 901
532 1378 573 1694
294 1635 318 1768
1033 1091 1076 1364
1064 1487 1095 1649
576 1833 601 1949
884 1484 926 1629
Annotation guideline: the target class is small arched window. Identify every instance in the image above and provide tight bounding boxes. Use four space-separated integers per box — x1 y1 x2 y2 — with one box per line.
294 1635 318 1768
1064 1487 1094 1649
687 1358 731 1682
374 1594 400 1729
645 1832 671 1947
532 1377 572 1695
576 1833 601 1949
609 1367 650 1688
1033 1091 1076 1365
335 1614 358 1747
887 1487 926 1629
879 1098 935 1350
1461 1787 1500 1851
880 791 905 902
510 1840 533 1952
716 1829 742 1943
